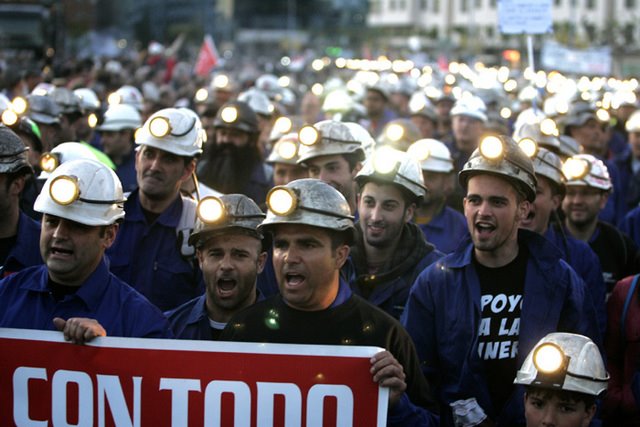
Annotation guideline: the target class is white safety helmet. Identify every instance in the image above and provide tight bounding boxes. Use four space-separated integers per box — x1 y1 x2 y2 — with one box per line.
459 134 537 202
514 332 609 397
73 88 101 111
529 147 565 190
266 133 302 165
376 118 422 152
34 158 126 226
343 122 375 159
98 104 142 132
513 118 562 153
562 154 612 191
296 120 366 165
407 138 454 173
255 74 282 100
38 142 101 179
260 178 355 239
189 194 265 247
108 85 144 112
450 95 488 123
558 135 581 159
238 88 274 117
355 146 427 201
135 108 203 157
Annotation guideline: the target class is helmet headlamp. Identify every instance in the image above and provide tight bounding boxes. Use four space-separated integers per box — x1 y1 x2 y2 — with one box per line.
149 116 172 138
11 96 28 115
195 88 209 103
107 92 122 106
267 186 298 216
298 125 320 146
540 118 559 136
197 196 226 224
220 106 239 124
407 140 431 162
384 123 405 142
1 109 18 126
49 175 80 205
277 139 298 160
40 152 60 173
518 138 539 159
479 135 505 161
596 108 610 123
372 146 401 175
273 116 293 135
87 113 98 128
562 157 590 180
533 343 567 375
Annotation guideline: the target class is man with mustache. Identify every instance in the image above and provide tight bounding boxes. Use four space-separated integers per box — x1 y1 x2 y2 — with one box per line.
106 108 205 311
197 100 272 205
0 159 171 343
165 194 267 340
221 178 439 426
344 147 443 319
402 135 601 426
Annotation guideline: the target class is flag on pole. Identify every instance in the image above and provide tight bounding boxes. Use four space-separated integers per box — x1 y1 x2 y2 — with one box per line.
194 34 219 76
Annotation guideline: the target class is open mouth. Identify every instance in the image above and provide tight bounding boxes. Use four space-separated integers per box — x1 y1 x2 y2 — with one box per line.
475 222 496 236
285 273 306 287
50 246 73 257
217 278 237 296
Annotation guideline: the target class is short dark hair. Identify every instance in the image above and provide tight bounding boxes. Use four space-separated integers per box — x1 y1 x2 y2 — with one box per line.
342 152 363 172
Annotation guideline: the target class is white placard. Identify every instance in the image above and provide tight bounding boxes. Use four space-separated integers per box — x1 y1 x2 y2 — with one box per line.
541 40 612 76
498 0 553 35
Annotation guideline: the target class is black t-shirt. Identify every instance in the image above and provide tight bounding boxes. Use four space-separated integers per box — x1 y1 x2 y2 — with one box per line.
473 245 528 413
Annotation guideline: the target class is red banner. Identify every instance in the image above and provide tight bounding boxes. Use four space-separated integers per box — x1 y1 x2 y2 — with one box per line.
0 329 388 426
194 34 219 77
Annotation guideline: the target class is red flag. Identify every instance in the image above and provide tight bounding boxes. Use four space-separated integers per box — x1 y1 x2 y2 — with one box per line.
194 34 218 76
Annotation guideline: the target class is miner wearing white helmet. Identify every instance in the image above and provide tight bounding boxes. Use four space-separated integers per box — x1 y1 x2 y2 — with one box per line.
0 125 41 276
296 120 366 214
407 138 468 253
0 158 172 344
97 104 143 192
562 154 639 295
221 178 439 426
344 146 443 319
515 333 607 427
265 132 308 186
403 134 601 426
106 107 205 311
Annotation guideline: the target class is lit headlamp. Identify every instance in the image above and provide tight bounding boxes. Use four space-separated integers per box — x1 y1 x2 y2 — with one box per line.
197 196 226 224
407 140 431 162
48 174 126 207
87 113 98 129
107 92 121 106
518 138 539 159
195 88 209 103
531 342 570 387
213 74 230 89
298 125 320 146
273 116 293 135
478 135 505 161
267 186 298 216
149 116 172 138
540 118 559 137
383 123 406 143
276 139 298 160
220 106 239 124
266 185 354 220
562 157 590 180
596 108 610 123
40 152 60 173
49 175 80 205
1 109 18 126
372 146 401 175
11 96 28 115
148 115 196 138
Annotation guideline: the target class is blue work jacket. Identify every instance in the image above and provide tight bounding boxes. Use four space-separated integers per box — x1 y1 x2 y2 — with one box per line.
401 229 601 426
2 211 42 277
106 190 203 311
0 258 172 338
418 206 469 254
166 289 265 340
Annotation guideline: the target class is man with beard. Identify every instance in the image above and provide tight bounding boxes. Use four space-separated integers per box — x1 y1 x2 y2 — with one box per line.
296 120 366 215
106 108 205 311
344 146 443 319
402 135 601 426
562 153 639 295
408 138 468 253
166 194 267 340
197 100 272 205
